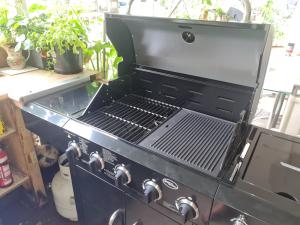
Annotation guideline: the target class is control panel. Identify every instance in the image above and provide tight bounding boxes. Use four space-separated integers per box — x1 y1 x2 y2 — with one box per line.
66 135 211 225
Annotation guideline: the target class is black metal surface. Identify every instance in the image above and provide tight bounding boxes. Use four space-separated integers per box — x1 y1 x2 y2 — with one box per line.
67 135 211 225
216 126 300 225
131 69 253 122
73 166 125 225
64 119 219 199
140 109 235 177
105 14 272 88
79 94 179 143
34 82 100 118
244 132 300 201
22 103 70 151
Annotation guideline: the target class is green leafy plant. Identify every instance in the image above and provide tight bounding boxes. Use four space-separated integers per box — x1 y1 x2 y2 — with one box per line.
0 7 29 49
86 39 123 80
36 10 88 56
261 0 286 42
0 7 12 46
0 5 45 52
25 4 50 52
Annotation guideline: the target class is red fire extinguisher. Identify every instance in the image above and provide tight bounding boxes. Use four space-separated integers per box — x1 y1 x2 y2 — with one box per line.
0 147 13 187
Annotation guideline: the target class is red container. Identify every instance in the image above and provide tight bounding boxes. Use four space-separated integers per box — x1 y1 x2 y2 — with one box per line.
0 149 13 187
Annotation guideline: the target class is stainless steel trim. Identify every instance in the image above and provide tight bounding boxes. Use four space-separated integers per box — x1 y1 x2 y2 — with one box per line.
280 162 300 173
20 76 91 104
142 179 163 201
240 142 250 159
115 164 132 184
229 161 242 182
108 209 124 225
175 197 199 220
90 152 105 170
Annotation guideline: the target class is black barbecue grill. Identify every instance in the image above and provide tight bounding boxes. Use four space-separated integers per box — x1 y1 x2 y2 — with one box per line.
75 14 273 179
22 14 276 225
80 91 236 176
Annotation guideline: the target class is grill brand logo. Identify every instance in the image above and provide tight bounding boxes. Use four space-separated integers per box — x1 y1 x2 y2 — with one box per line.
163 178 179 190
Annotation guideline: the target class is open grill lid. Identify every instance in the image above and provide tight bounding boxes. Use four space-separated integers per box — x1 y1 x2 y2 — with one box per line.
105 14 273 88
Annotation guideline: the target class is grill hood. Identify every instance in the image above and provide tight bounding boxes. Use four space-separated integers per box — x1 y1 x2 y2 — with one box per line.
105 14 273 88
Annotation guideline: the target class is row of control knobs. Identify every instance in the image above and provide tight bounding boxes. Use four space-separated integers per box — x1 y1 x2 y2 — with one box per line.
67 143 199 223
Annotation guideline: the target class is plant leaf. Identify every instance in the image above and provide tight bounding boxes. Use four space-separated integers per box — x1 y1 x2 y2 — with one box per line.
28 4 47 13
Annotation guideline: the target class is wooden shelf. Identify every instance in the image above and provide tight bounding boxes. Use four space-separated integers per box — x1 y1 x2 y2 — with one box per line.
0 127 16 141
0 167 29 198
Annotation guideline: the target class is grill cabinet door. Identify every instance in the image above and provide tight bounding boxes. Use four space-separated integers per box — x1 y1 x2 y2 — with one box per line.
125 195 179 225
209 201 270 225
75 166 125 225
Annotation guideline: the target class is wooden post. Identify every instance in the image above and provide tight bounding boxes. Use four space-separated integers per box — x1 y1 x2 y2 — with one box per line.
10 100 47 206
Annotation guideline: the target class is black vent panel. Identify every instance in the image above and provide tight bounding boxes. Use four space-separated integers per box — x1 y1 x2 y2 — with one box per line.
139 109 236 177
79 94 179 143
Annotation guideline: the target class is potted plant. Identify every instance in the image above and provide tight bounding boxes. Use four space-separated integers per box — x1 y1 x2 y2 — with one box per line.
25 4 53 70
37 10 88 74
0 7 30 70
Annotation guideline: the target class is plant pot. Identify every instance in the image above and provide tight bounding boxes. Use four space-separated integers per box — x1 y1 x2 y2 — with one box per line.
54 48 83 74
27 50 53 70
0 47 8 68
2 46 27 70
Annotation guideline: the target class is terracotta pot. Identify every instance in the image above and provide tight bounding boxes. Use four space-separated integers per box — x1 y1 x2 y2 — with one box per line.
2 46 27 70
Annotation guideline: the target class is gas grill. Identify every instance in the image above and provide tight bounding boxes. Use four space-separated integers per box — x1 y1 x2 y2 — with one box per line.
22 14 278 225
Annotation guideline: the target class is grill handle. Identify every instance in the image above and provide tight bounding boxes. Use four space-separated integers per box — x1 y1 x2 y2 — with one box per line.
230 215 248 225
108 209 125 225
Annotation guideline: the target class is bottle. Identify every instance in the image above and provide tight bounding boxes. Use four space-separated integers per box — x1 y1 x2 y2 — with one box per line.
0 145 13 187
0 117 5 136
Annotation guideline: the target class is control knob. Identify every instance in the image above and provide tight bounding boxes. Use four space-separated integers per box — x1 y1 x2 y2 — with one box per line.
88 152 105 172
142 179 162 203
66 142 81 159
114 164 131 186
175 197 199 223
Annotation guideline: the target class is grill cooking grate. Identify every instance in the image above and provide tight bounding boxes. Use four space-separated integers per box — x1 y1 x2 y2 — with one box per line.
139 110 236 176
79 94 179 143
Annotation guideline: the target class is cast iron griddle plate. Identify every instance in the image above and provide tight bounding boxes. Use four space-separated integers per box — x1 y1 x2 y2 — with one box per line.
139 109 236 177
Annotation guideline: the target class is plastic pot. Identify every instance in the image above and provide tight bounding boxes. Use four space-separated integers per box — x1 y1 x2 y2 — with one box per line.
54 48 83 74
27 50 53 70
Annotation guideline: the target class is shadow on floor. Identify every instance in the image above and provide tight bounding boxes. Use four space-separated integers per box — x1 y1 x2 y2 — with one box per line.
0 188 77 225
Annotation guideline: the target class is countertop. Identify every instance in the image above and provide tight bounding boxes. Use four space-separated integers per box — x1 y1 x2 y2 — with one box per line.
0 69 96 105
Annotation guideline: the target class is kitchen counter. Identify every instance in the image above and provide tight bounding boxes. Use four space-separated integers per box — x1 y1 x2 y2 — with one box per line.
0 69 96 105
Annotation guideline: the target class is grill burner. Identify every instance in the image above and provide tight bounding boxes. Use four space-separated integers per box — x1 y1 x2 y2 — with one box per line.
79 94 179 143
140 110 235 177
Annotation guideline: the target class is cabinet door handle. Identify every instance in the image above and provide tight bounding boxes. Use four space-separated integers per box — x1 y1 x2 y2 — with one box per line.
108 209 124 225
133 220 143 225
230 215 248 225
